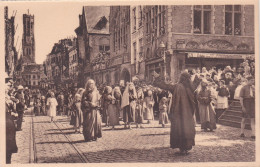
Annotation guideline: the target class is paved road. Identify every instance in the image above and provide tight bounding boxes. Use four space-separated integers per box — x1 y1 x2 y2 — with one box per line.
11 113 255 163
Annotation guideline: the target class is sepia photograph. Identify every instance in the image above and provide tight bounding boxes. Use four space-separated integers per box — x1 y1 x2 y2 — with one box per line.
3 1 259 166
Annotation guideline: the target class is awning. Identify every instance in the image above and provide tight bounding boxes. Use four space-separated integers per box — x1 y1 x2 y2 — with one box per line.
187 52 255 60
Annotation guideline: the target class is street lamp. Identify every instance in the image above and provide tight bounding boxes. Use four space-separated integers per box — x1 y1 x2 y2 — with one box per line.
158 41 167 81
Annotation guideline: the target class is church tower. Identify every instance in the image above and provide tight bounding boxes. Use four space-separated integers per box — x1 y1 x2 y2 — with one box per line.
22 12 35 64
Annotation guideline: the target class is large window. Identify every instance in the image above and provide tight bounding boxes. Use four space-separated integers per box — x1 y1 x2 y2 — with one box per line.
139 6 143 27
225 5 241 35
99 45 110 52
193 5 211 34
133 8 136 31
133 42 137 62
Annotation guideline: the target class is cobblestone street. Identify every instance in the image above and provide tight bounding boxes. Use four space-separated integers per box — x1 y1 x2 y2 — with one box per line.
11 108 255 164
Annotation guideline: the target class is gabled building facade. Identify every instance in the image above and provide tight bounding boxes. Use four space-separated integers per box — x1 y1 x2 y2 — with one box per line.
75 6 110 87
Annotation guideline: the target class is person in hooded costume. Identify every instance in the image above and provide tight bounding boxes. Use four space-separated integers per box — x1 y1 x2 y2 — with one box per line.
197 80 217 131
153 71 196 155
81 79 102 142
101 86 113 127
121 82 137 129
108 87 121 129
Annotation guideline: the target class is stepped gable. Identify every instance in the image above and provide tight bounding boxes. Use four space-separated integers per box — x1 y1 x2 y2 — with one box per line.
83 6 110 34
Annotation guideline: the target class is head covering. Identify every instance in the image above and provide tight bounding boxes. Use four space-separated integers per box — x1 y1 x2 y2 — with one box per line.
121 82 137 108
17 85 24 90
85 79 96 92
104 86 113 94
112 86 122 98
76 88 85 96
219 80 225 85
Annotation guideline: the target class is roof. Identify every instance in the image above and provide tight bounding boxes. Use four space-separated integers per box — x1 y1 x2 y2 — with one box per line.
83 6 110 34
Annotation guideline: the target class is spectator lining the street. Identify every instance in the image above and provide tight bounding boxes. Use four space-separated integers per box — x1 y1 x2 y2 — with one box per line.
15 85 25 131
216 80 229 120
197 80 216 132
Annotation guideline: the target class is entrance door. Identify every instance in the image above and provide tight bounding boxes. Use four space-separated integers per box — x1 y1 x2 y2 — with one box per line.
121 68 130 83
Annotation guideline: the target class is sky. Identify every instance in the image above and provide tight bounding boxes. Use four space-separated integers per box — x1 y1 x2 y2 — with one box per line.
5 2 83 64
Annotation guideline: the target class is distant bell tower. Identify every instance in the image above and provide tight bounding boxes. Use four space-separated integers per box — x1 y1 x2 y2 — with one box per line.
22 11 35 64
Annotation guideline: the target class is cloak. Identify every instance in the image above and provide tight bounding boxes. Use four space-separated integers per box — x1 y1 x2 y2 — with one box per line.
154 79 196 150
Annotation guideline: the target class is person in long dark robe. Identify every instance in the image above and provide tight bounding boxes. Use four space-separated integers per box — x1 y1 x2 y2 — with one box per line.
81 79 102 142
153 71 196 155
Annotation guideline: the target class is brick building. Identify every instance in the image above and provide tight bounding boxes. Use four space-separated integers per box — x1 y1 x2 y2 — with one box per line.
143 5 254 83
44 38 77 89
107 6 132 86
130 5 145 81
75 6 110 87
5 7 18 79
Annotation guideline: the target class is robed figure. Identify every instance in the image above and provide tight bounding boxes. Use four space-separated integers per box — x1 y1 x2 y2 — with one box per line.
81 79 102 142
153 71 196 155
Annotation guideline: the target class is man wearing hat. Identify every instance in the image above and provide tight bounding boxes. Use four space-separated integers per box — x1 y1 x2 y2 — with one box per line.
15 85 25 131
239 76 255 139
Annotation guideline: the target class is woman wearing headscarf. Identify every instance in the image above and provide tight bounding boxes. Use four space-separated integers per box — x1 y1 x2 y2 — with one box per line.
81 79 102 142
101 86 113 127
46 92 58 122
197 80 217 132
216 80 230 120
135 87 144 128
144 90 155 124
108 87 121 130
72 88 85 133
121 82 137 129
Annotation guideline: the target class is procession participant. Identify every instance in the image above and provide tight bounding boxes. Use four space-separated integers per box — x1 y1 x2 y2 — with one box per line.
159 97 169 128
135 87 144 128
153 71 196 155
24 87 30 108
57 91 65 116
34 92 42 116
15 85 25 131
81 79 102 142
72 93 83 133
41 95 46 115
216 80 230 120
67 91 74 117
239 76 255 139
144 90 155 124
101 86 113 127
108 87 121 130
197 80 216 132
46 92 58 122
121 82 137 129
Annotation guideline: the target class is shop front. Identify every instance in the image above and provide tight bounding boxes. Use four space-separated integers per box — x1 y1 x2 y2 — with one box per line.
184 52 254 70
